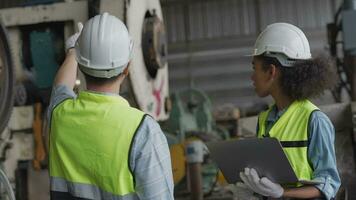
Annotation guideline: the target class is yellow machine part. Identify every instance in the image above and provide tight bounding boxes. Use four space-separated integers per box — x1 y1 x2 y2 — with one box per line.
170 144 186 184
217 170 228 185
170 138 228 186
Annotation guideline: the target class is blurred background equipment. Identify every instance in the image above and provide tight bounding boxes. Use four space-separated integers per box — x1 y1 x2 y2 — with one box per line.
327 0 356 102
161 88 232 199
326 2 356 197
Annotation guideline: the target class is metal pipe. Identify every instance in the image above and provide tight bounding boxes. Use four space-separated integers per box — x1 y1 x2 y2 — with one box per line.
0 168 16 200
185 140 204 200
188 163 203 200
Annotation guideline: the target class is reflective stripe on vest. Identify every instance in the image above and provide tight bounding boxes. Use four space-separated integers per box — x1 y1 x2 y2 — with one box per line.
257 100 318 182
49 91 145 198
50 177 139 200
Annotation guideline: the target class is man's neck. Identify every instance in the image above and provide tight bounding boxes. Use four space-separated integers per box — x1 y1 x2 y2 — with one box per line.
86 83 121 94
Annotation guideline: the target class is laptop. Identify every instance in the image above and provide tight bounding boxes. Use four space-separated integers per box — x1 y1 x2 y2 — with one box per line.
207 137 322 185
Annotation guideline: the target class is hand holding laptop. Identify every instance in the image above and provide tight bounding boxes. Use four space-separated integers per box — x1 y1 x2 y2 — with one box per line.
239 167 284 198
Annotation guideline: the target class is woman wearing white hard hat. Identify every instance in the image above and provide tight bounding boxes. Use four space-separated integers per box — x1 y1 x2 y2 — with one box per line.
238 23 340 200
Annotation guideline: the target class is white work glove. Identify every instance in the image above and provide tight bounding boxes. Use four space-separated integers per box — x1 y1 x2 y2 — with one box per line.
65 22 83 52
239 168 284 198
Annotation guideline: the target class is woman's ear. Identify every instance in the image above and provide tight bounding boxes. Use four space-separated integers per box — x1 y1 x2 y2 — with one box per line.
269 64 278 80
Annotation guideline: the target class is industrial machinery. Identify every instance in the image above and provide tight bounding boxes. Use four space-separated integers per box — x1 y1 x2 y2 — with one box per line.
0 2 89 199
0 16 16 200
0 0 169 118
327 0 356 102
327 1 356 198
0 0 170 199
162 88 231 199
0 0 234 199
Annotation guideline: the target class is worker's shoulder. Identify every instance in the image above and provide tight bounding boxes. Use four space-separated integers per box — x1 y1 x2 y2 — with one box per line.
49 85 76 107
48 85 75 111
46 85 75 123
310 110 333 125
308 110 335 138
136 114 164 136
139 114 160 128
126 105 145 115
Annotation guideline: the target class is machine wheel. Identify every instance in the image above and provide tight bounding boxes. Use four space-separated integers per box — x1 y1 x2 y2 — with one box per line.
0 22 14 134
125 0 170 120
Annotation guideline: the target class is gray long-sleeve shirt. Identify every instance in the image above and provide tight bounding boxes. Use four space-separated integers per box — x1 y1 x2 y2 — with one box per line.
47 85 174 200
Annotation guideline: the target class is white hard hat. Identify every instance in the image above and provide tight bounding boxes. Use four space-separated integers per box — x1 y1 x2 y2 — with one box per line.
252 23 312 67
75 12 133 78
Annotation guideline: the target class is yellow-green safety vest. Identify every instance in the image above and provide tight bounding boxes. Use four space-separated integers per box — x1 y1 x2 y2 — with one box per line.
49 91 145 198
257 100 318 183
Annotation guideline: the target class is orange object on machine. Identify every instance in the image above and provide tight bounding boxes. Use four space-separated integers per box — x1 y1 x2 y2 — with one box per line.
32 103 46 170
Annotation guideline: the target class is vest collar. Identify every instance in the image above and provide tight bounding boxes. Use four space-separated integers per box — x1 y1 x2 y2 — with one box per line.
78 90 130 107
85 89 120 96
266 104 288 123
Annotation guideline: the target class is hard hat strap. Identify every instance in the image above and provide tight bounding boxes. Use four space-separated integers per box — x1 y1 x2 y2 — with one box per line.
264 52 297 67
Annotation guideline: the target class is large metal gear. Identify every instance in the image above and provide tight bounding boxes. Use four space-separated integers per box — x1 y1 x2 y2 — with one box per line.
126 0 170 121
0 22 14 135
142 11 168 78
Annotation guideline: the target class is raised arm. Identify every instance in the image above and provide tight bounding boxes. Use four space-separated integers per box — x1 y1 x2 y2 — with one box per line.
53 23 83 89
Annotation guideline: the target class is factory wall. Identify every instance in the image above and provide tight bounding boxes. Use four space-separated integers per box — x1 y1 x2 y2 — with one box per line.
162 0 342 114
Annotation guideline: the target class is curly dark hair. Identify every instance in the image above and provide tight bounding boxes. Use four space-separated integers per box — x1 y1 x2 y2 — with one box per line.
259 55 337 100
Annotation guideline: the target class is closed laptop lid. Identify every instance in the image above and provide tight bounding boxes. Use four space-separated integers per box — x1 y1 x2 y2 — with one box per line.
207 137 298 184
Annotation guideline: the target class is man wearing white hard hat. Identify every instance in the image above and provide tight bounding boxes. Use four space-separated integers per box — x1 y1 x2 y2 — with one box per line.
236 23 340 200
47 13 174 200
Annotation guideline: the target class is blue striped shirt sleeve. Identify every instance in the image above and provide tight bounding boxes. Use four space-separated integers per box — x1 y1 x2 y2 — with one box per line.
308 111 341 200
129 115 174 200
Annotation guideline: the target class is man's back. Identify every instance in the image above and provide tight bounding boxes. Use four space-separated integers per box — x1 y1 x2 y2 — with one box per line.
49 12 174 200
48 86 174 200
